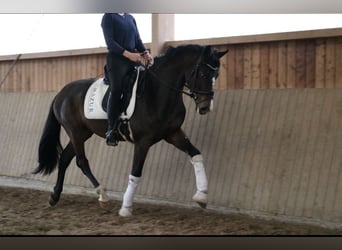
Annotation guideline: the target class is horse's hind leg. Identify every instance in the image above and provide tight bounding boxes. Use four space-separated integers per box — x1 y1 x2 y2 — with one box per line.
165 129 208 208
72 137 110 210
49 142 75 206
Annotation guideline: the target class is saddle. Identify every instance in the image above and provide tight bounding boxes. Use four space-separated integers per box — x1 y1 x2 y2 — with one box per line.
101 69 137 112
84 67 145 142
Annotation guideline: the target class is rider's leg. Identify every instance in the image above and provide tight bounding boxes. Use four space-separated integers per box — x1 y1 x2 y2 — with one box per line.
105 53 135 146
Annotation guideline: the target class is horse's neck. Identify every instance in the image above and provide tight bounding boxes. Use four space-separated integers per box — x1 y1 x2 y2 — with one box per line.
148 71 184 104
142 52 199 113
137 66 185 118
151 53 197 90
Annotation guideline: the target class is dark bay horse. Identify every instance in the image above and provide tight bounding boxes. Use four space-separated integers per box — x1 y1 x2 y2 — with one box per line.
33 44 227 216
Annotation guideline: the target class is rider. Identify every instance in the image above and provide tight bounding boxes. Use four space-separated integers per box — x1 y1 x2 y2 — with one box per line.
101 13 153 146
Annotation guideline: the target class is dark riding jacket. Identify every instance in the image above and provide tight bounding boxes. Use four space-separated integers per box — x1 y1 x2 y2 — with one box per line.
101 13 147 55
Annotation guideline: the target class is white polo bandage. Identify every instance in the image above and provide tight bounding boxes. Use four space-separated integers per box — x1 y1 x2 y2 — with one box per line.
122 174 140 208
190 155 208 193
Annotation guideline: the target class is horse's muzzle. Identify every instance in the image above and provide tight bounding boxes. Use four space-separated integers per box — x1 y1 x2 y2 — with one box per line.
199 106 210 115
196 96 213 115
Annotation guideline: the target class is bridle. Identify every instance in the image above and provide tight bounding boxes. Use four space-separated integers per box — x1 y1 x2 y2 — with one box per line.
145 51 219 102
184 61 219 99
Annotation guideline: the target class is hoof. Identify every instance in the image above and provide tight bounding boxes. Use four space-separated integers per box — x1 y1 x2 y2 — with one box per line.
192 191 207 209
49 195 59 207
99 200 111 211
118 207 133 217
196 201 207 209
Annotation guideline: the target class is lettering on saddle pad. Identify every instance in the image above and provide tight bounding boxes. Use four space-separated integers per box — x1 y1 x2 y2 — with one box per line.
84 78 109 119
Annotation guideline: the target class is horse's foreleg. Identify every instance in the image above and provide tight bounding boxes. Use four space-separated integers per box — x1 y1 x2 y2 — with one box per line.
119 142 149 217
119 174 141 217
190 154 208 208
165 129 208 208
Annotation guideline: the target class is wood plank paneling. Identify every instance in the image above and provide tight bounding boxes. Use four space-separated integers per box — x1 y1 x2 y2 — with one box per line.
234 44 244 89
215 45 228 90
325 39 336 88
260 43 270 89
278 41 287 88
315 39 326 88
295 40 306 88
269 42 279 88
243 44 252 89
251 43 261 89
305 40 316 88
287 41 297 88
336 38 342 85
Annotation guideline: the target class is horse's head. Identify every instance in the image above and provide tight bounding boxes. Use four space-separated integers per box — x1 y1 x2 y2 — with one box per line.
185 46 228 115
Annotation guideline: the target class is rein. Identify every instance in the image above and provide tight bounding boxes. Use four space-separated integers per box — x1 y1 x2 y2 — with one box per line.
146 68 196 99
143 49 217 100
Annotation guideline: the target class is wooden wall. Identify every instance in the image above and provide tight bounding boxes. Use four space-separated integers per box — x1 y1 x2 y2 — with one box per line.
166 28 342 90
0 48 107 92
1 28 342 92
213 38 342 89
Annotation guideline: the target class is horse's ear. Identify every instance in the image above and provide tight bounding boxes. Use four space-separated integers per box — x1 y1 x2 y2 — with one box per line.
217 49 229 58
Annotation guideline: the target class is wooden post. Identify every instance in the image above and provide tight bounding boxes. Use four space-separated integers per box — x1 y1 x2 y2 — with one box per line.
151 14 174 56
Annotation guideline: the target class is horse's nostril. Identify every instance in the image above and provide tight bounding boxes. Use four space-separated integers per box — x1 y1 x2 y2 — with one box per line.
199 107 210 115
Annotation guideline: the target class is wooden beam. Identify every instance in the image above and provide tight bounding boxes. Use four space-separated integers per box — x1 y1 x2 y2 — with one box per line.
151 14 174 56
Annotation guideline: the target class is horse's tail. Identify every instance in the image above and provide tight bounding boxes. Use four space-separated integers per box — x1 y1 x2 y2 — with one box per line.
32 99 62 175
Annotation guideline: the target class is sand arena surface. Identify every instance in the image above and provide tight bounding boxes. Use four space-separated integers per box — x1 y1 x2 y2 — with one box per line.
0 186 340 235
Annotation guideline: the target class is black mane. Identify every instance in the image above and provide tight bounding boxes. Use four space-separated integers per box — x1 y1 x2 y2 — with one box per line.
152 44 205 67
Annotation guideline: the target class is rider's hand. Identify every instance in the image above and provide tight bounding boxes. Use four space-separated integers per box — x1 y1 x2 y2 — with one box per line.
141 51 154 66
123 50 143 63
143 51 153 62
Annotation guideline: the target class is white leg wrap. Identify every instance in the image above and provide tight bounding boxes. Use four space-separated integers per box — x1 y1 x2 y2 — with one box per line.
96 185 109 202
191 155 208 206
191 155 208 193
119 174 140 216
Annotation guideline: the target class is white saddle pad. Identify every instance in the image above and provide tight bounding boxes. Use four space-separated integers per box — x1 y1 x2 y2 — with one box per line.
84 68 141 120
84 78 109 119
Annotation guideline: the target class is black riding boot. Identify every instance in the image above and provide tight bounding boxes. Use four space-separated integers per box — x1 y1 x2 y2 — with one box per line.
103 65 110 85
106 93 121 146
105 122 120 146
